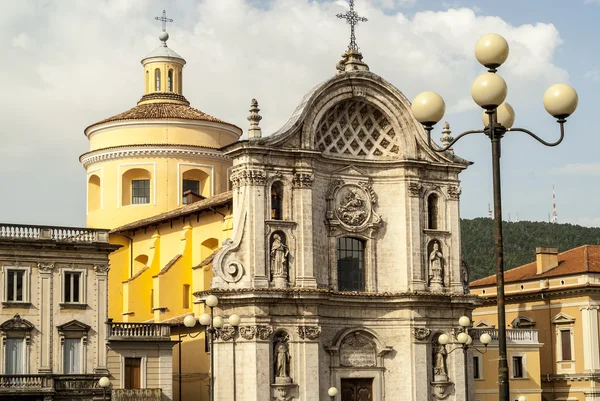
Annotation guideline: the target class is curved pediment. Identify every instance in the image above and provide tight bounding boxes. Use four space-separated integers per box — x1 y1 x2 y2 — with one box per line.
265 70 468 167
0 314 34 332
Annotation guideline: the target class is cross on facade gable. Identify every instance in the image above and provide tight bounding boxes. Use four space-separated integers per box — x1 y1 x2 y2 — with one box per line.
155 9 173 32
336 0 368 52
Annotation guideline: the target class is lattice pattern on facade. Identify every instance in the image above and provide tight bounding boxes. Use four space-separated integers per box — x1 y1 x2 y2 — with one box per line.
315 100 400 158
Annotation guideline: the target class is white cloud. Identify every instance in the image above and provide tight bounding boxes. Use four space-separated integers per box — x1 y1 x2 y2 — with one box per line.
561 217 600 228
584 69 599 82
0 1 570 225
550 164 600 176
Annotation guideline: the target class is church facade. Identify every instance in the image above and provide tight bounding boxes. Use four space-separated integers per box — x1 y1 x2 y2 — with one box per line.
204 50 480 401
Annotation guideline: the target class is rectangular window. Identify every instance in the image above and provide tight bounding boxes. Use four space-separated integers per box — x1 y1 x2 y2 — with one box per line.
124 358 141 389
512 356 524 378
183 284 190 309
182 179 200 204
560 330 572 360
5 338 24 374
6 270 24 302
63 339 81 374
473 356 481 379
132 179 150 204
64 272 81 303
337 237 365 292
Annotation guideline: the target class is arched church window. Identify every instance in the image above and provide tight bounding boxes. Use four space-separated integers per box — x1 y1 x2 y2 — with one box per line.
337 237 365 292
427 194 439 230
271 182 283 220
168 69 173 92
155 69 161 91
87 174 101 212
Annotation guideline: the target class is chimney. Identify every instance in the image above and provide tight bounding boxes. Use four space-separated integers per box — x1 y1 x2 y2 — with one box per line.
536 247 559 274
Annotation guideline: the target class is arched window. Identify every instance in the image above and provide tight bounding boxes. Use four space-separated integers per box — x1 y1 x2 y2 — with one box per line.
145 70 149 93
337 237 365 292
271 182 283 220
87 175 101 212
121 168 151 206
427 194 439 230
182 169 210 203
154 69 161 91
167 69 173 92
178 71 182 93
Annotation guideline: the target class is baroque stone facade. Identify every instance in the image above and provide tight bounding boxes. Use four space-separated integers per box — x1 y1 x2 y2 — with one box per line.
204 52 481 401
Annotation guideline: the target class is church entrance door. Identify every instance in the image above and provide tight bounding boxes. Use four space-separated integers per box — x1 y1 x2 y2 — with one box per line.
341 378 373 401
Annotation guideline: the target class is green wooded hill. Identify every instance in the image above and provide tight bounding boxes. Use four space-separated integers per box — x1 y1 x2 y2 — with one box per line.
461 218 600 281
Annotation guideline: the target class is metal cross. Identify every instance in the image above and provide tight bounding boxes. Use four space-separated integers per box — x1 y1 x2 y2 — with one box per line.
155 10 173 32
336 0 368 51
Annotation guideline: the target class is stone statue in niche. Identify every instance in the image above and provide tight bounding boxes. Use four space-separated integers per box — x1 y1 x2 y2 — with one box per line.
433 343 448 381
428 241 444 291
273 332 292 384
461 259 470 294
270 233 289 288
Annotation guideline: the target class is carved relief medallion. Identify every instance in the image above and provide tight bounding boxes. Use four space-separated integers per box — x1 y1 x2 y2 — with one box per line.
216 326 236 341
37 262 55 272
412 327 431 341
335 185 371 227
239 326 257 340
297 326 321 340
239 325 273 340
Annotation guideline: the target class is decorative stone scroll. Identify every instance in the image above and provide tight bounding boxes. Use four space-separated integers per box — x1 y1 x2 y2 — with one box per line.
292 172 314 188
407 182 422 197
239 325 273 340
339 332 376 367
297 326 321 340
215 326 236 341
412 327 431 341
447 185 461 200
37 262 55 272
230 169 267 189
93 264 110 274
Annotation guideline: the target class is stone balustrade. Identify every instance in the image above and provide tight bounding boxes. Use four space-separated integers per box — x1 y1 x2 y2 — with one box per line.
107 322 171 340
471 328 539 344
0 375 48 388
112 388 162 401
0 223 109 243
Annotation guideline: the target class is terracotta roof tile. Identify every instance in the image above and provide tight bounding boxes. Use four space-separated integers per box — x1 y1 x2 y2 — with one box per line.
85 96 240 132
470 245 600 287
110 191 233 233
193 247 221 270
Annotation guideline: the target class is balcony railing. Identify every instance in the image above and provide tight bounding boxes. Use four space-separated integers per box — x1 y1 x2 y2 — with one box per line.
471 328 539 344
112 388 162 401
107 322 171 340
0 375 49 389
0 223 109 243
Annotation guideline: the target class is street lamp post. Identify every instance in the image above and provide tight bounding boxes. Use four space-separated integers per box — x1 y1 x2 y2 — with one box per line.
182 295 240 401
328 386 338 401
438 316 492 400
98 376 110 401
411 33 578 401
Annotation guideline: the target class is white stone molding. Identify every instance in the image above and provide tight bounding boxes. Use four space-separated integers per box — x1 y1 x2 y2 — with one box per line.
1 264 32 303
59 265 88 305
119 353 148 389
580 304 600 372
116 162 157 208
176 162 215 205
0 314 34 374
553 312 576 374
57 320 91 374
81 146 230 169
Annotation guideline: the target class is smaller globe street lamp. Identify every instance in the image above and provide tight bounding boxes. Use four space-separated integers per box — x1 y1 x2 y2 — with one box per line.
181 295 240 401
98 376 110 401
437 316 492 400
412 33 577 401
517 396 527 401
328 386 338 401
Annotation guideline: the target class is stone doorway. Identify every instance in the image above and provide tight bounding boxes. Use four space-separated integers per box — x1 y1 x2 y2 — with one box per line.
341 378 373 401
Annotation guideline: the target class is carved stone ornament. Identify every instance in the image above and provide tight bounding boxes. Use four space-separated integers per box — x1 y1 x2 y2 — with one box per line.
326 180 381 233
412 327 431 341
447 185 461 200
431 382 453 400
339 332 376 367
216 326 236 341
230 169 266 189
292 172 314 188
0 314 35 332
93 264 110 274
239 325 273 340
222 259 244 283
37 262 55 272
407 182 422 197
297 325 321 340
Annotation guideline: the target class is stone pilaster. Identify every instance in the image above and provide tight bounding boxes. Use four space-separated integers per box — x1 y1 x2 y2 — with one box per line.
293 171 316 288
94 264 109 373
580 304 600 372
38 262 54 373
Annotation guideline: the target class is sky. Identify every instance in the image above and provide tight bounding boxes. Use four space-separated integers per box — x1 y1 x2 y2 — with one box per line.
0 0 598 228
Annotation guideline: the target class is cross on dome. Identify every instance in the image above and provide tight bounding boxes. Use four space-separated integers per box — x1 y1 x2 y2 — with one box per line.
336 0 368 52
155 9 174 45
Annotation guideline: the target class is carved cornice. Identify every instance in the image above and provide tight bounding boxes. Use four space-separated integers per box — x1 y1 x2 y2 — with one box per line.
412 327 431 341
37 262 55 273
293 172 314 188
80 146 229 168
446 186 461 200
407 182 422 197
230 169 267 189
238 325 273 340
297 325 321 340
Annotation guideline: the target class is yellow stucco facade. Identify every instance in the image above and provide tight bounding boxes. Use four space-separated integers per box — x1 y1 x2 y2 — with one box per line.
82 31 240 401
471 246 600 401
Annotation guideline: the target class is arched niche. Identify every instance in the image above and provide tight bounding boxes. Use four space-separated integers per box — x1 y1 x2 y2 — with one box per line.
87 174 101 212
121 168 151 206
182 168 210 199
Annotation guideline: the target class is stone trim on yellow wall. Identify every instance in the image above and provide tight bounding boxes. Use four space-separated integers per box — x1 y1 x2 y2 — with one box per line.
116 162 157 208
